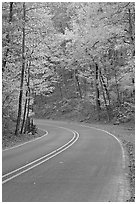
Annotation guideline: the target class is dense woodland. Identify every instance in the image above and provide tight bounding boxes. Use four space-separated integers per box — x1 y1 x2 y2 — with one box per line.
2 2 135 136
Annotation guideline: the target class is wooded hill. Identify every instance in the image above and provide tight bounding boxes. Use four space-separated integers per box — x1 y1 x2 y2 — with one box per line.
2 2 135 136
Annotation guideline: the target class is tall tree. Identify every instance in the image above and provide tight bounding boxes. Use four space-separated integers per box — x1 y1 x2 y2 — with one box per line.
15 3 26 135
20 61 30 134
2 2 13 72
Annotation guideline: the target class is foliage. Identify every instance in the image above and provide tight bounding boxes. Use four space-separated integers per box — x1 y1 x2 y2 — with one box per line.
2 2 135 136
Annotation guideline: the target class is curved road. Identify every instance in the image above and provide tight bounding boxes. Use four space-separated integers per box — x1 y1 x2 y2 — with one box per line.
2 119 126 202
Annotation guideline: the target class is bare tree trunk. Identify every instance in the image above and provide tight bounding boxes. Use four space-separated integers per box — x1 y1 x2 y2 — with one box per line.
15 3 26 135
114 70 121 107
128 8 134 46
20 90 28 134
2 2 13 71
95 63 101 120
20 61 30 134
24 90 30 133
24 62 31 134
99 71 110 121
83 77 87 97
99 69 111 106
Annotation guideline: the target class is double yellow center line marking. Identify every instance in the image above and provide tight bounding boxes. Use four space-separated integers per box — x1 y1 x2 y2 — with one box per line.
2 126 79 184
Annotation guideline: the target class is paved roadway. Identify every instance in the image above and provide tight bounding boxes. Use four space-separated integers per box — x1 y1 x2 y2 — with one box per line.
2 119 126 202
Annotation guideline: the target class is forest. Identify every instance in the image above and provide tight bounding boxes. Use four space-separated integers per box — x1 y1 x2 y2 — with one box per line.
2 2 135 136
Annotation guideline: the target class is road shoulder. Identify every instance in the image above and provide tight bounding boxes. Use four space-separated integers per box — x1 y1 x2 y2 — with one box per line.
2 128 46 150
81 121 135 202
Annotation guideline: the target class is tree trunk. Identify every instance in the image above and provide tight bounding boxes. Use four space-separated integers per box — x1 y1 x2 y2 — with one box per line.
24 87 30 133
21 61 31 134
20 90 28 134
24 61 31 133
128 8 134 45
74 69 82 99
127 8 135 57
15 3 26 135
95 63 101 120
99 71 110 121
83 77 87 97
2 2 13 71
99 69 111 106
114 70 121 107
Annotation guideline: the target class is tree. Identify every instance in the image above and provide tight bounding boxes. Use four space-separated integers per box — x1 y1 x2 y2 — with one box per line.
2 2 13 71
15 3 26 135
2 2 135 131
2 2 24 134
20 61 30 134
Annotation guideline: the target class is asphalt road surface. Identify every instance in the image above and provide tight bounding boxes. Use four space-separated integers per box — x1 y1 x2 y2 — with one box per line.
2 119 126 202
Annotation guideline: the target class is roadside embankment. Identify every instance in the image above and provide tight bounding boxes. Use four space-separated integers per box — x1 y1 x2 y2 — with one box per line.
2 128 46 150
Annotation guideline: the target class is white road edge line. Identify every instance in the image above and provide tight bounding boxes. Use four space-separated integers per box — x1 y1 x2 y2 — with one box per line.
2 130 48 152
2 127 76 178
2 127 79 184
80 124 126 169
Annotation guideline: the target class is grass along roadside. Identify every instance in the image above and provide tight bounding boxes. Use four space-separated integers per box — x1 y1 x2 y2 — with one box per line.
2 128 47 150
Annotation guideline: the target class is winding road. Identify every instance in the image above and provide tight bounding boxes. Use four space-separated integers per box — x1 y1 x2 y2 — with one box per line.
2 119 126 202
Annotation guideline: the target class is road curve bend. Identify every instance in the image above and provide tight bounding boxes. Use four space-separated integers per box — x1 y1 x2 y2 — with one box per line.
2 119 128 202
